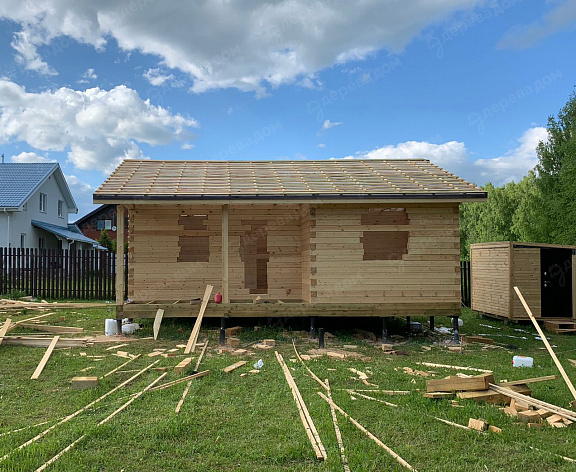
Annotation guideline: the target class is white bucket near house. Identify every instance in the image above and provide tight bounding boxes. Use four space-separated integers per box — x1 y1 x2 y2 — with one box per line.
105 319 118 336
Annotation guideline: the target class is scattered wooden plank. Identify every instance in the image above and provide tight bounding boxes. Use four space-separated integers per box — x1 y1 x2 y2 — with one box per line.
226 326 243 336
319 392 417 471
462 336 494 345
0 336 90 348
568 359 576 368
35 372 167 472
148 370 210 392
346 390 398 407
0 360 160 463
488 425 502 433
6 313 54 331
326 379 351 472
514 286 576 402
468 418 488 431
423 392 455 399
292 340 329 391
227 337 240 347
174 357 193 375
417 362 492 373
432 416 470 430
101 354 141 379
263 339 276 347
426 373 494 393
175 341 210 414
223 361 247 373
153 309 164 340
19 323 83 334
276 351 327 461
498 375 558 386
489 384 576 422
517 410 542 424
71 377 98 389
184 285 213 354
105 343 128 351
31 336 60 379
457 384 532 404
0 318 11 346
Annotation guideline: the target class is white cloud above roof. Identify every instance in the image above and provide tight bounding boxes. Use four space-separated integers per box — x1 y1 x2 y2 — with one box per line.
0 0 484 95
0 79 198 173
11 151 57 163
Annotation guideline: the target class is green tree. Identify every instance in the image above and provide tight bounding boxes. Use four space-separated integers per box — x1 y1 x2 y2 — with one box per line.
98 229 117 252
534 90 576 244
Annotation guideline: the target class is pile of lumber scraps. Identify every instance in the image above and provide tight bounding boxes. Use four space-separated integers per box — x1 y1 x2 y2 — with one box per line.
424 373 496 400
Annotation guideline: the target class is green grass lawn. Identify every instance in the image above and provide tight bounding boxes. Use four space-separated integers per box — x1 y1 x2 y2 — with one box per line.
1 307 575 471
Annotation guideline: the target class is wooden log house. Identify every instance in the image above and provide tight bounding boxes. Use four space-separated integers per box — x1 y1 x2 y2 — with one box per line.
93 159 486 321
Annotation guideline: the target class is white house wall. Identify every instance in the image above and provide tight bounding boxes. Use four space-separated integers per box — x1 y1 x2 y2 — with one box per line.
2 173 75 249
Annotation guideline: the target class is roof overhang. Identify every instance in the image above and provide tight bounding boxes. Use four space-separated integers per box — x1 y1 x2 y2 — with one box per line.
32 220 99 245
94 192 488 205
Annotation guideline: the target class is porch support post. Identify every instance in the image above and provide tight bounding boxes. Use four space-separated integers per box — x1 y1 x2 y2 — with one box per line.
222 204 229 303
115 205 126 323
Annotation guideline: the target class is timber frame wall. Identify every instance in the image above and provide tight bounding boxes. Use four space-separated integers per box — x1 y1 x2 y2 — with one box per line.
118 202 461 318
470 241 576 320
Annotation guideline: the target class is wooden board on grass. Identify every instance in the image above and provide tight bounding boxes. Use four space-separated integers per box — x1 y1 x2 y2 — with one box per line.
426 373 494 393
31 336 60 379
184 285 213 354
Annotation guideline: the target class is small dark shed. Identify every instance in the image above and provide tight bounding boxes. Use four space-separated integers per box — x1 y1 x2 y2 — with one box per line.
471 242 576 321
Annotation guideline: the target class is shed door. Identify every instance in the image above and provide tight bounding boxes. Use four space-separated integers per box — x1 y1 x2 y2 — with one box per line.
540 248 573 318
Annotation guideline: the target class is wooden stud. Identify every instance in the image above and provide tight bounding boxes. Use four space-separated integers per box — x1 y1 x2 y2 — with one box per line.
175 341 209 414
223 361 247 373
426 373 494 393
174 357 193 374
18 324 83 334
101 354 141 378
31 336 60 379
153 309 164 340
116 205 126 310
0 318 11 346
276 351 327 461
514 286 576 402
325 379 351 472
222 204 229 303
184 285 213 354
292 340 329 391
148 370 210 392
1 360 160 463
318 392 417 471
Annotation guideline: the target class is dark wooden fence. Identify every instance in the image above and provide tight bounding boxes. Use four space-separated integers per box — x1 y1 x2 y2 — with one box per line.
460 260 471 307
0 248 127 300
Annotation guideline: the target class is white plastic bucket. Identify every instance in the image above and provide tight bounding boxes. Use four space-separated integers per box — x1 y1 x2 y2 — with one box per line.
105 319 118 336
122 323 140 335
512 356 534 367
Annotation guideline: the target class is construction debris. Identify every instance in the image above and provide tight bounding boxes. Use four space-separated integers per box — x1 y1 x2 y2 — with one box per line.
30 336 60 379
184 285 213 354
426 373 494 393
467 418 488 431
223 361 247 373
174 358 193 374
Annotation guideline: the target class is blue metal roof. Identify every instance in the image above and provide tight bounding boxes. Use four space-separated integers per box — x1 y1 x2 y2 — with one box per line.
31 220 100 246
0 163 77 211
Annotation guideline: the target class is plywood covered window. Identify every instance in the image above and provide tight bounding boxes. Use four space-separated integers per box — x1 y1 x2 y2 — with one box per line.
178 214 210 262
361 208 409 260
240 221 269 294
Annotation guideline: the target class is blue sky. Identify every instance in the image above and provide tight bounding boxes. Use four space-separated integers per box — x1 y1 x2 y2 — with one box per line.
0 0 575 218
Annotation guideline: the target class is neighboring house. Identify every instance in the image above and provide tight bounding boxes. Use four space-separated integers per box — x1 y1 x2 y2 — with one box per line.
94 159 487 320
0 163 100 250
75 204 128 242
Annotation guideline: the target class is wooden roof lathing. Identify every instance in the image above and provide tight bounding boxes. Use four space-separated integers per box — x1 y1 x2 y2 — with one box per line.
94 159 487 203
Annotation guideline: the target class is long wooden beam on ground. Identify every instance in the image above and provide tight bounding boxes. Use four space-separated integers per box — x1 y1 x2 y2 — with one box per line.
184 285 213 354
19 324 83 334
175 340 210 414
488 384 576 422
417 362 492 373
0 318 11 346
498 375 558 386
148 370 210 392
318 392 417 471
6 313 54 332
276 351 327 461
34 372 167 472
326 379 351 472
0 336 91 348
0 359 160 463
30 336 60 379
514 286 576 402
292 340 328 391
101 354 142 379
345 391 398 407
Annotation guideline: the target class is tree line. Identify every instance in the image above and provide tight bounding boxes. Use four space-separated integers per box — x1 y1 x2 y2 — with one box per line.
460 90 576 259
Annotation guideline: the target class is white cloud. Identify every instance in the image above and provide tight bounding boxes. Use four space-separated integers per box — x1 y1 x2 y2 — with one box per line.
65 174 95 220
348 140 468 168
0 79 198 173
497 0 576 49
10 151 57 163
11 27 57 76
181 143 195 150
143 68 174 86
342 128 548 186
83 68 97 80
473 127 548 184
317 143 326 148
322 119 343 130
0 0 484 94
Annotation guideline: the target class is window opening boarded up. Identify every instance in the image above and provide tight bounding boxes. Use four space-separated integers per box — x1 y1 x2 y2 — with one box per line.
361 208 409 260
178 214 210 262
240 221 269 294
